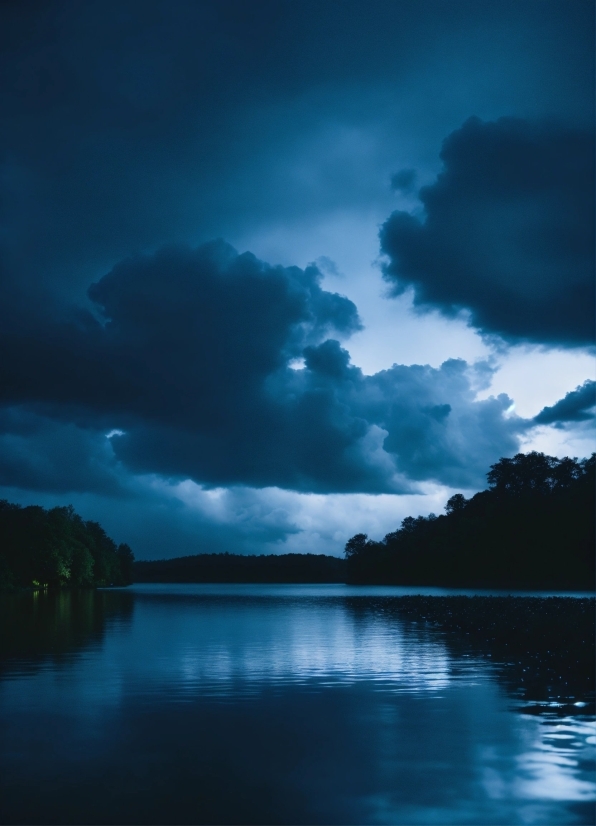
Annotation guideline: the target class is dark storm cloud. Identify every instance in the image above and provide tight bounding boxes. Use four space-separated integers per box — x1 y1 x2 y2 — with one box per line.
534 380 596 426
380 117 595 346
112 345 524 493
0 407 125 495
390 169 417 193
0 0 439 292
0 240 360 424
1 241 386 493
0 0 593 305
0 1 593 512
0 242 528 493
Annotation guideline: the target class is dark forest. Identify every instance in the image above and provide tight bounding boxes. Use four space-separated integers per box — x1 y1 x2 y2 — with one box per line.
0 502 134 589
345 452 595 589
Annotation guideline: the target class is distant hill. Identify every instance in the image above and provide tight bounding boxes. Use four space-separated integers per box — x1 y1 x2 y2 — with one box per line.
134 552 346 583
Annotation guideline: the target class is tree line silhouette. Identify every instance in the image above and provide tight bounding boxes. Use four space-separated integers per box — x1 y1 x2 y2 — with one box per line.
345 452 595 589
0 501 134 589
134 552 345 583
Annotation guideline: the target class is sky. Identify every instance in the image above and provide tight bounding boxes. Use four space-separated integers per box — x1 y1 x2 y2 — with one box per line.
0 0 594 559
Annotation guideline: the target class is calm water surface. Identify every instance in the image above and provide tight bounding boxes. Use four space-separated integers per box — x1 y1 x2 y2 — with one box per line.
1 584 594 824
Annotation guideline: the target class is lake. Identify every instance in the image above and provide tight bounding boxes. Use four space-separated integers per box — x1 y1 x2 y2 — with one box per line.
1 584 594 824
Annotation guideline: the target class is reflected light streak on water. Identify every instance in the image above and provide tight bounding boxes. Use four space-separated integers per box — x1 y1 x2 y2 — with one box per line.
514 717 596 803
168 607 452 698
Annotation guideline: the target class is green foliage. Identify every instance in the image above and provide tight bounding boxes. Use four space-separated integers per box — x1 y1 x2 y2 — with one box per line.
345 452 595 590
0 501 134 589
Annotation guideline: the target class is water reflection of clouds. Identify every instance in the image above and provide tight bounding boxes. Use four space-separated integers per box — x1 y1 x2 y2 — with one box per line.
516 717 596 803
481 714 596 809
2 589 594 824
173 606 451 696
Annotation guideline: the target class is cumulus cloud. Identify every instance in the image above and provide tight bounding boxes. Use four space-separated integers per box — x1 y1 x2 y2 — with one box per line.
0 240 360 420
361 357 524 487
534 380 596 426
108 346 524 493
380 117 595 346
0 242 530 494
